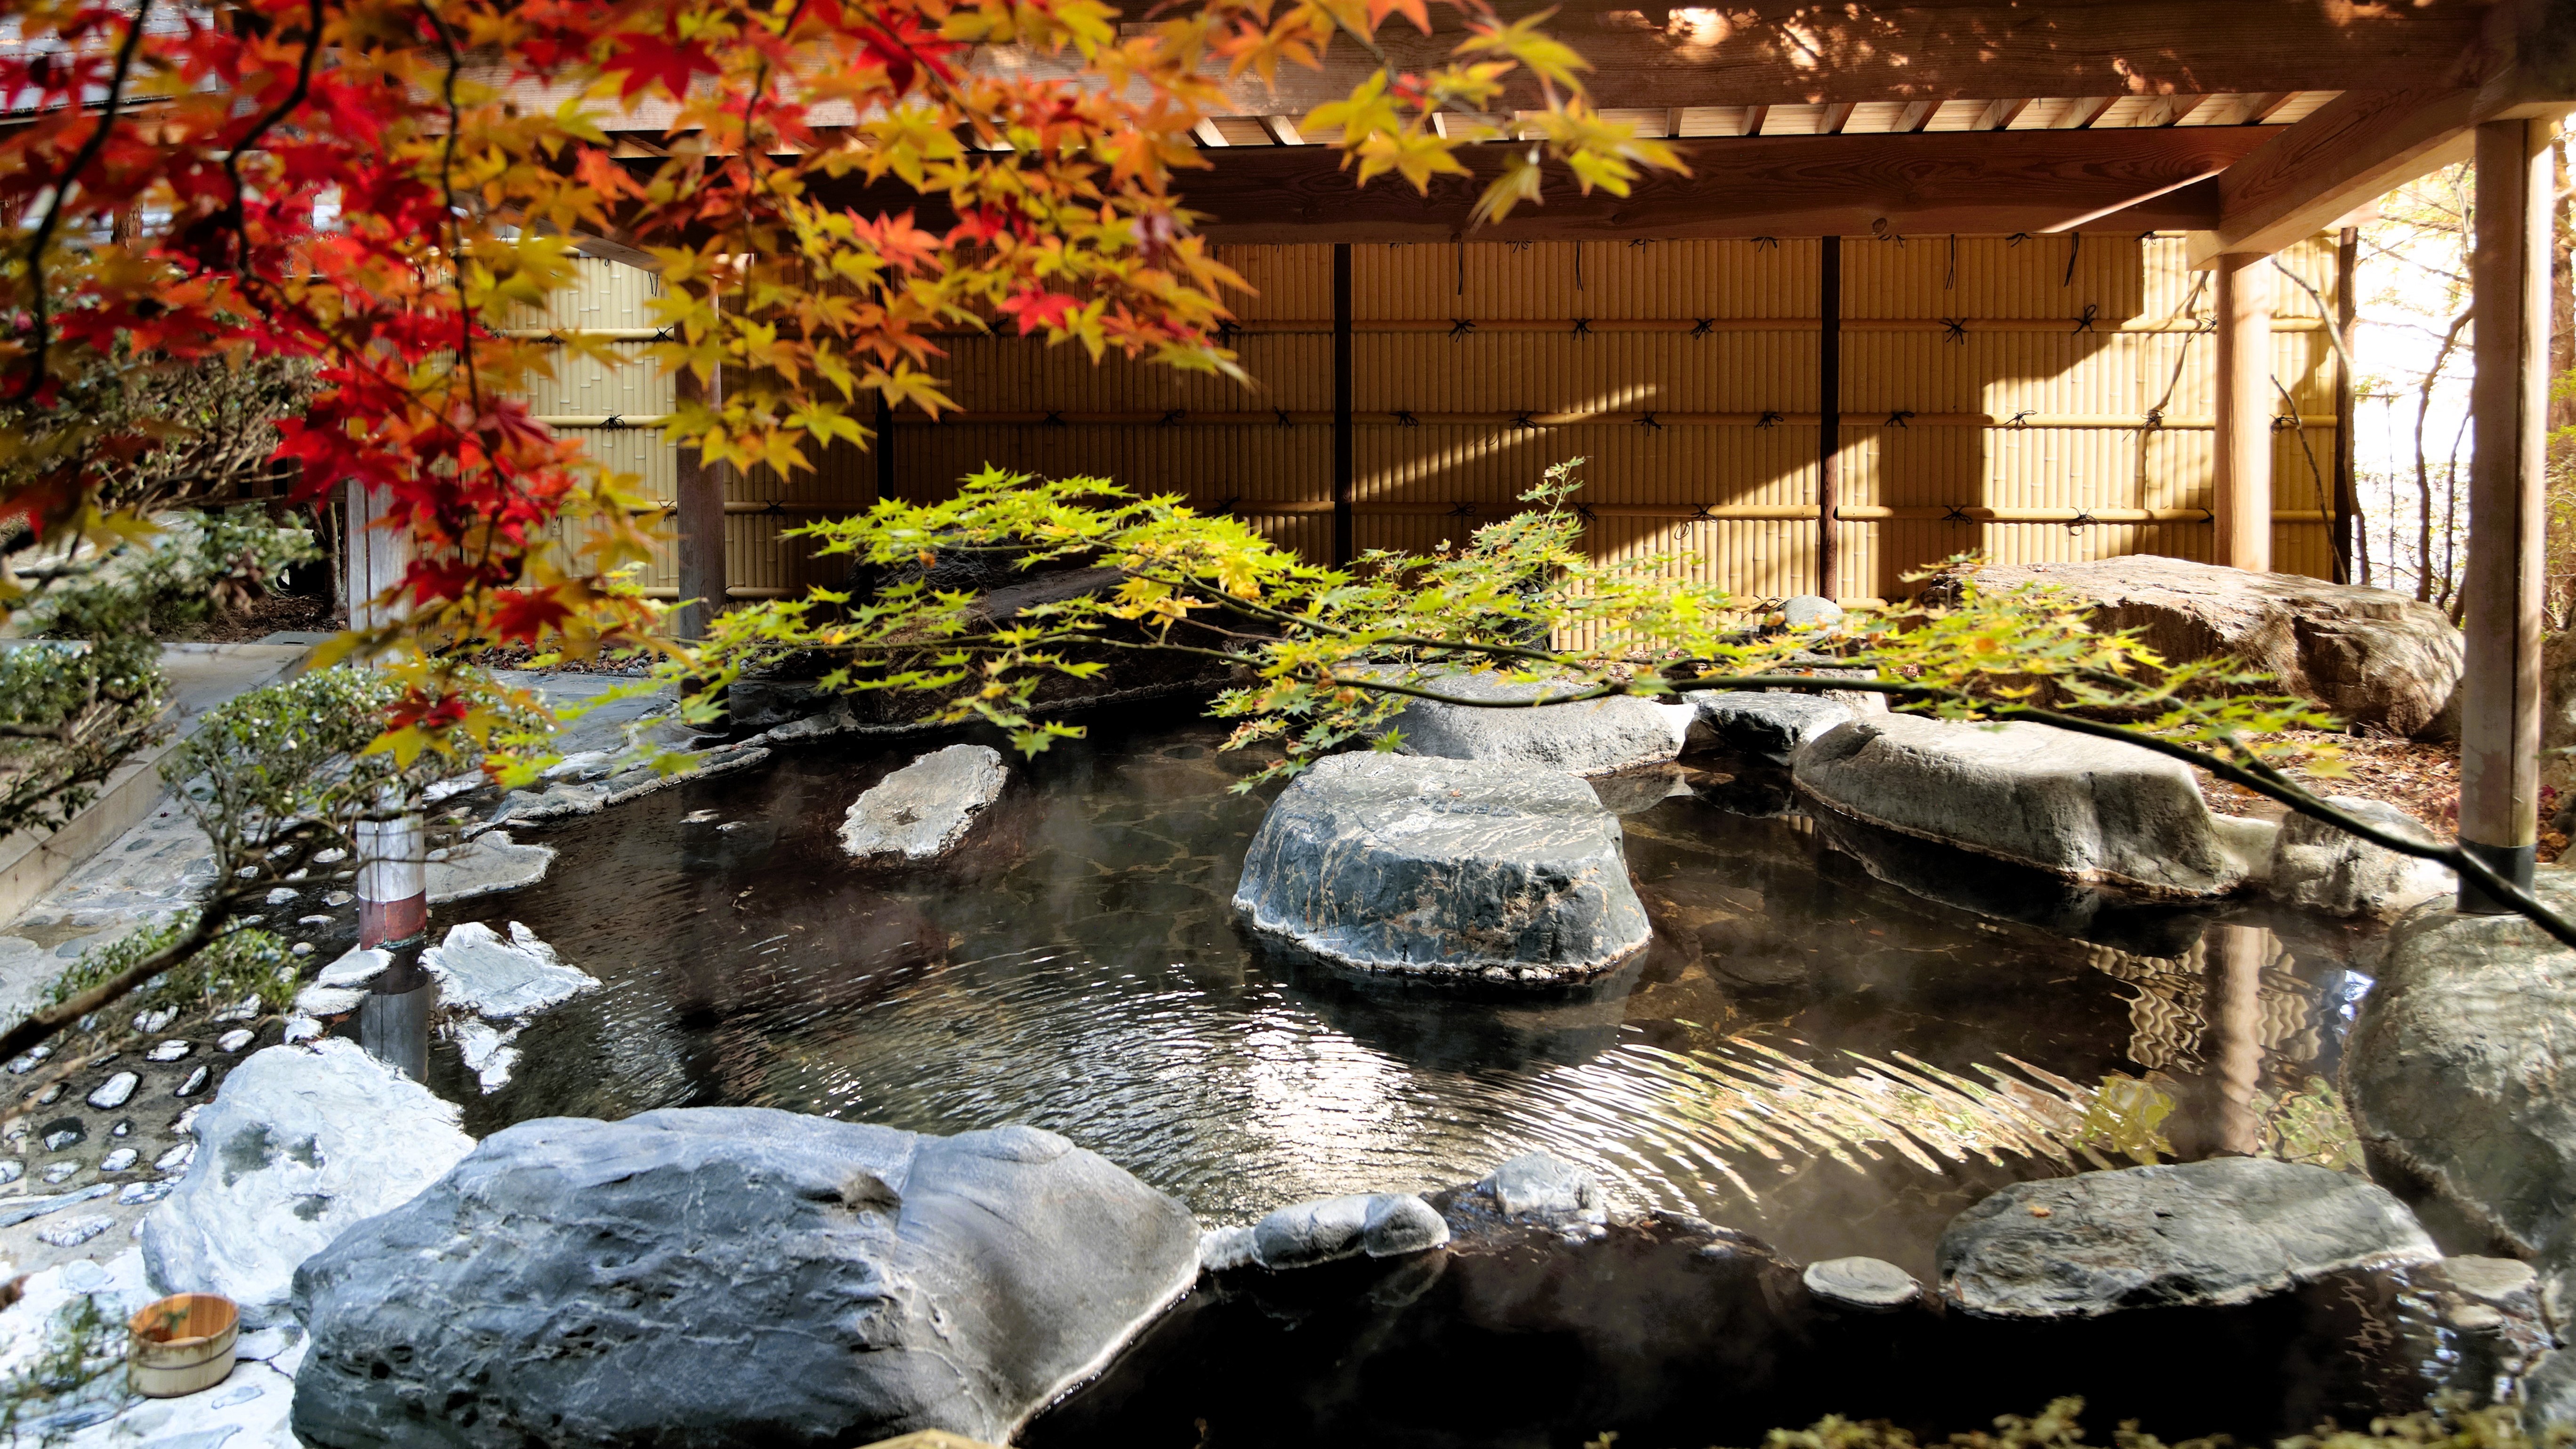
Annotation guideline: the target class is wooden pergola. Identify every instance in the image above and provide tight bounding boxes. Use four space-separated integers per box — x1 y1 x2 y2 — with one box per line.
588 0 2575 908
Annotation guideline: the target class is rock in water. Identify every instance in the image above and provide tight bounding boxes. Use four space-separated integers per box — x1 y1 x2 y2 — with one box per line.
424 829 555 905
840 744 1008 864
1794 713 2243 898
1688 692 1855 763
1232 753 1651 983
1378 671 1694 777
1476 1151 1608 1225
290 1110 1199 1449
2345 867 2576 1259
419 921 598 1093
1803 1256 1921 1311
1923 556 2463 739
1254 1193 1449 1270
2267 795 2452 918
1937 1158 2439 1319
142 1038 475 1327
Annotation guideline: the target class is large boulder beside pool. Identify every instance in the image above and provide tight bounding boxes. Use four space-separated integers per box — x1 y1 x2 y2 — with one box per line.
142 1038 475 1328
1924 556 2463 739
840 743 1008 865
291 1109 1200 1449
2345 868 2576 1259
1938 1158 2439 1319
1688 692 1855 763
1793 713 2243 898
1232 753 1651 983
1380 671 1694 777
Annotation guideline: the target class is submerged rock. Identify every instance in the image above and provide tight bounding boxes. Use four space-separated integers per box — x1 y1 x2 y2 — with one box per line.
290 1109 1199 1449
419 920 598 1093
2345 868 2576 1258
1937 1158 2439 1319
1687 692 1854 763
1803 1256 1923 1311
143 1038 475 1327
1232 753 1651 983
2266 796 2451 918
1380 670 1693 777
840 743 1009 865
1924 556 2464 739
1794 713 2243 898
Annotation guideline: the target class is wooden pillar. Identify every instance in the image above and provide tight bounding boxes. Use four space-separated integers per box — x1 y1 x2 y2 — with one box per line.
875 393 895 506
1331 243 1354 567
2206 924 2269 1157
2213 251 2274 572
1817 235 1843 601
2457 117 2556 910
2332 226 2360 584
673 365 727 641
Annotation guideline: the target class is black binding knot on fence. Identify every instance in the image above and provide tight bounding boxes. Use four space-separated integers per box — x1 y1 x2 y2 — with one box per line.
1942 505 1973 523
1885 410 1914 428
1757 410 1783 428
2066 510 2098 533
1448 319 1476 339
1394 411 1419 427
1510 411 1539 430
1159 410 1187 427
1940 318 1968 344
1570 318 1593 338
599 414 627 430
1449 501 1479 517
1041 411 1066 427
1690 318 1716 338
2071 303 2099 334
1274 409 1295 428
2272 414 2302 432
1215 321 1241 346
2008 409 2035 428
2144 407 2165 430
1753 236 1779 250
1634 411 1662 429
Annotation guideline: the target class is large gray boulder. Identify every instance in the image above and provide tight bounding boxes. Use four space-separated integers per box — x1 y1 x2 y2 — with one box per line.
1924 556 2463 739
2344 868 2576 1259
142 1038 475 1327
1232 752 1651 983
1938 1158 2439 1319
1794 713 2243 898
2267 796 2452 918
290 1109 1199 1449
840 744 1007 865
1380 671 1693 777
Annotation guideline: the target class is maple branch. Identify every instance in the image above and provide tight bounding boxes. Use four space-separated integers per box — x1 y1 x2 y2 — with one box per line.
221 0 329 277
8 0 154 407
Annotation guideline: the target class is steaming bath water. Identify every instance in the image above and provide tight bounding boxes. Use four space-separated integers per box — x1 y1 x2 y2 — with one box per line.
450 716 2426 1440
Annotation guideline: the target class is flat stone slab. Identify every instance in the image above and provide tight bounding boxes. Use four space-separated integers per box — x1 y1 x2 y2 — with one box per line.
1232 753 1650 983
1380 671 1693 777
419 921 597 1093
291 1110 1199 1449
1794 713 2243 898
1938 1157 2439 1319
2268 795 2451 918
1689 692 1855 763
841 744 1008 865
425 830 554 905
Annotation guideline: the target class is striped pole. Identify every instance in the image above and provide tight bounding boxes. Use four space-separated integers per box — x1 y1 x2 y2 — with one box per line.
346 481 433 1078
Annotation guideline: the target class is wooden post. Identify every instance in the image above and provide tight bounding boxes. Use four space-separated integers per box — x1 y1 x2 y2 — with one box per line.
673 365 727 641
2457 117 2555 911
875 393 895 506
1817 235 1843 601
2206 924 2269 1157
2333 226 2359 585
1332 243 1354 567
2213 251 2274 572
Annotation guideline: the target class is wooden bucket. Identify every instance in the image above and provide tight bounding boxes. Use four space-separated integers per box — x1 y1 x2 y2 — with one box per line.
127 1293 238 1399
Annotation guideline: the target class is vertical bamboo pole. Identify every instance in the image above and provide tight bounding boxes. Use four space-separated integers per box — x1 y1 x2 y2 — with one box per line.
2213 251 2275 572
2457 117 2555 911
344 480 431 1078
2334 227 2361 584
1332 243 1354 567
674 364 726 640
1817 236 1843 600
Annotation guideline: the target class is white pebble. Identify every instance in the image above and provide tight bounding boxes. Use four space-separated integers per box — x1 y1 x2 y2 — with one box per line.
0 1160 20 1185
146 1040 192 1063
217 1029 255 1054
154 1142 195 1173
116 1180 172 1207
174 1066 210 1097
290 942 315 957
263 887 299 906
41 1160 77 1183
5 1046 52 1074
171 1105 202 1137
86 1072 138 1110
98 1148 137 1173
37 1214 113 1248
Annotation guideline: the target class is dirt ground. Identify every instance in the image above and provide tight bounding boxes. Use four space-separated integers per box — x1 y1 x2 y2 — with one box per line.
161 589 339 643
2198 729 2569 864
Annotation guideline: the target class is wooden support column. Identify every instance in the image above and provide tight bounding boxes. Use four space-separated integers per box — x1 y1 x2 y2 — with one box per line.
2457 116 2556 911
2212 252 2274 572
875 394 895 506
1817 235 1842 601
1332 243 1354 566
673 365 727 641
2333 226 2360 584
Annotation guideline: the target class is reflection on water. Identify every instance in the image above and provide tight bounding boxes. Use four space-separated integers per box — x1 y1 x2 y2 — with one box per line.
453 718 2368 1281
